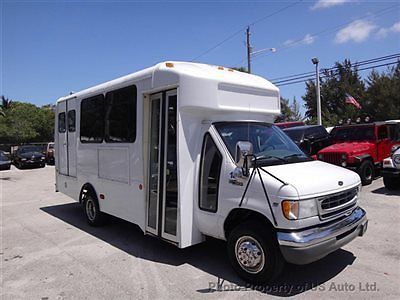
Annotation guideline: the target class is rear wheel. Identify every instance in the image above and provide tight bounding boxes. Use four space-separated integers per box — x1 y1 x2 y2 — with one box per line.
227 222 284 284
358 160 374 185
383 176 399 190
83 192 106 226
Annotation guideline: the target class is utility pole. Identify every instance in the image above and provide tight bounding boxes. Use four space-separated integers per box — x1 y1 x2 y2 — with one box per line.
311 57 322 126
246 26 251 74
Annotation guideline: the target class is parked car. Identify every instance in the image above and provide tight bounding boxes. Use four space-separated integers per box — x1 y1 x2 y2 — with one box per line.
0 151 11 170
274 121 305 129
382 145 400 190
317 122 399 185
45 142 55 164
13 145 46 169
283 125 332 156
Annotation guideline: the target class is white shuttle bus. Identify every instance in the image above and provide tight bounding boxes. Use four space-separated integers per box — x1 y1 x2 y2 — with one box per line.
55 62 368 283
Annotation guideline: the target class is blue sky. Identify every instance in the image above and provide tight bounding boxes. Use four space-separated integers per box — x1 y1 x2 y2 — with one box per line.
2 0 400 114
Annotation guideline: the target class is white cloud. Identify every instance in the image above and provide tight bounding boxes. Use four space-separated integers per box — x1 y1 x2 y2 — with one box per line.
335 20 376 43
376 28 389 39
390 21 400 33
284 33 315 47
375 21 400 39
311 0 351 10
302 34 315 45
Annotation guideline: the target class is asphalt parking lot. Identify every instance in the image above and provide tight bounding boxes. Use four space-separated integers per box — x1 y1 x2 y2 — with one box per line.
1 166 400 299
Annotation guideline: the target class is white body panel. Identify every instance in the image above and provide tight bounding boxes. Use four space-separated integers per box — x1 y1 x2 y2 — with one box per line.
55 61 360 249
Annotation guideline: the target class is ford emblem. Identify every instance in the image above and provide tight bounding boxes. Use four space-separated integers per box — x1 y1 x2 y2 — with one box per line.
338 181 343 186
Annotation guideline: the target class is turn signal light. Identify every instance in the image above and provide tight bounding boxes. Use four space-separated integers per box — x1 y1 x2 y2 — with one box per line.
282 200 299 220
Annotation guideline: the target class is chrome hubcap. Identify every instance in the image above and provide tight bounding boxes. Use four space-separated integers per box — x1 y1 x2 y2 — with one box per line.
235 236 265 274
86 198 96 221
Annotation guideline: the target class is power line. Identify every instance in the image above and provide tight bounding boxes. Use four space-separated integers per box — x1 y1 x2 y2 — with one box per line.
272 54 400 85
271 53 400 82
237 3 399 67
275 60 399 87
190 0 303 62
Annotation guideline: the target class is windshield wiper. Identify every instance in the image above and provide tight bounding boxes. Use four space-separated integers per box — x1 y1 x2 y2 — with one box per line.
255 155 287 164
284 153 312 161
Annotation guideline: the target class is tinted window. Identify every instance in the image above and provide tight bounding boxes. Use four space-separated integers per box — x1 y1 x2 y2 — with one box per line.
68 110 76 132
284 129 304 142
388 124 400 141
105 85 137 143
331 126 375 141
199 134 222 212
80 95 104 143
19 146 42 153
378 126 388 140
58 112 66 133
306 126 328 139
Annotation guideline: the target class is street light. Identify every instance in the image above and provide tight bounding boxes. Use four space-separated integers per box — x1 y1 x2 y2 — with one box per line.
247 47 277 74
312 57 322 126
246 26 277 73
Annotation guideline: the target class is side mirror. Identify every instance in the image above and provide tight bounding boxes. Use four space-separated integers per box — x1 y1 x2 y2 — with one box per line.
235 141 254 176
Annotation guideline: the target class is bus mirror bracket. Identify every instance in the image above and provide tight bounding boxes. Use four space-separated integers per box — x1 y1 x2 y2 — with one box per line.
234 141 254 177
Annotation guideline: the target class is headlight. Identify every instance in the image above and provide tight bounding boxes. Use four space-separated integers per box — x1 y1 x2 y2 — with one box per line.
41 157 45 160
21 158 27 161
341 154 347 160
282 199 318 220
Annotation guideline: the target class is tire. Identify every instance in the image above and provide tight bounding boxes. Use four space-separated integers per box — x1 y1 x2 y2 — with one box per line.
82 192 106 226
358 160 374 186
227 222 284 284
383 176 399 190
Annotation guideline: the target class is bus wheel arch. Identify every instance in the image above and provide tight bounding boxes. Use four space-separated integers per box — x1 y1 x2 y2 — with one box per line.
223 208 275 240
79 183 106 226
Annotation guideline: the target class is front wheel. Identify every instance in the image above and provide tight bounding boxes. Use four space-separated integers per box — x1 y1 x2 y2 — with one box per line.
227 222 284 284
83 193 106 226
358 160 374 185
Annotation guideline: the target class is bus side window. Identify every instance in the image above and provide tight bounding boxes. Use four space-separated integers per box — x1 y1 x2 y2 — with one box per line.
199 133 222 213
68 110 76 132
58 112 66 133
105 85 137 143
80 95 104 143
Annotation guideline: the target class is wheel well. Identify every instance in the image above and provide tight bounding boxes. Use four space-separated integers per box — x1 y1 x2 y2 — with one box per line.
359 155 373 164
223 208 274 239
79 183 97 204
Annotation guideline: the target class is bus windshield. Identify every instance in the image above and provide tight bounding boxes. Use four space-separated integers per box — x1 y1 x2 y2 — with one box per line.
215 122 312 166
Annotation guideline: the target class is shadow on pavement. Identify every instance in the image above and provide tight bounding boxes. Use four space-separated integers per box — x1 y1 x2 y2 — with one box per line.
41 202 356 297
371 187 400 196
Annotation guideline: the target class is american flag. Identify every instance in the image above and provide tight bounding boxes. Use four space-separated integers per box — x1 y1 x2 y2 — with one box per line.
345 93 362 110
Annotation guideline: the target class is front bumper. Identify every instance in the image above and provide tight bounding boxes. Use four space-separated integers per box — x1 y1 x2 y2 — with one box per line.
381 169 400 178
277 207 367 265
0 163 11 170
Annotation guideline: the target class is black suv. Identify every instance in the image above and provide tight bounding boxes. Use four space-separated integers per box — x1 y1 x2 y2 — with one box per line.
283 125 332 156
13 145 46 169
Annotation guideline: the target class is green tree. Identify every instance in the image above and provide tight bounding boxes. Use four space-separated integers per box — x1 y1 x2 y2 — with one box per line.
0 101 55 144
362 62 400 121
303 59 365 126
231 66 248 73
275 97 303 122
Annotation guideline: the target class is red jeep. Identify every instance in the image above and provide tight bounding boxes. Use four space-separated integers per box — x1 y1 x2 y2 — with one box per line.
317 122 399 185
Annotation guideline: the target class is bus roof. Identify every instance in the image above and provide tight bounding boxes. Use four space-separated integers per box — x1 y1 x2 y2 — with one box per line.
56 61 279 103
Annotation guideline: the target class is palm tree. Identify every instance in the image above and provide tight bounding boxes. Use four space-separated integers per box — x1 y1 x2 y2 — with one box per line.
1 95 12 117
